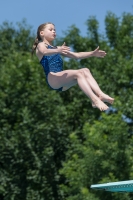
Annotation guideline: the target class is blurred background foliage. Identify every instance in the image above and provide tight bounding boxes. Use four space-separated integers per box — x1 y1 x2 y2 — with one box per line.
0 12 133 200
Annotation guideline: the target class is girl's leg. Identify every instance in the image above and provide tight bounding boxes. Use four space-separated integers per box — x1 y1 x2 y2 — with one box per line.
81 68 114 104
48 70 109 111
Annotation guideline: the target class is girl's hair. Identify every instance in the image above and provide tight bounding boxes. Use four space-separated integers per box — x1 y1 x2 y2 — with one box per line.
31 22 54 55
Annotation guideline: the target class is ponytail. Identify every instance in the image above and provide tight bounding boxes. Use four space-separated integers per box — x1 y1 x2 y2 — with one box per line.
31 37 39 56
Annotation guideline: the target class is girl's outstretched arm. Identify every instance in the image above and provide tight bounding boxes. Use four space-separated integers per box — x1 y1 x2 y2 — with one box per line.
36 42 70 61
61 45 107 59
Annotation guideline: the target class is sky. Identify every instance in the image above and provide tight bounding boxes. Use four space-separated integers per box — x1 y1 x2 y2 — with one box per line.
0 0 133 37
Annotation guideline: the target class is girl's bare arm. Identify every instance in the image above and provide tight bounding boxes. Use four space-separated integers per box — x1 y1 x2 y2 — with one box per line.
61 46 107 59
36 42 70 61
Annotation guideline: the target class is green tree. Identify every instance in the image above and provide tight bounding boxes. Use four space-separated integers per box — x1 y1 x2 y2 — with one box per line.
0 21 71 200
58 12 133 200
60 112 133 200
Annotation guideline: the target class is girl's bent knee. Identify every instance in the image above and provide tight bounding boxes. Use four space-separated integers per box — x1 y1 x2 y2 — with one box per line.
76 69 85 78
82 68 91 78
83 68 90 73
76 68 90 79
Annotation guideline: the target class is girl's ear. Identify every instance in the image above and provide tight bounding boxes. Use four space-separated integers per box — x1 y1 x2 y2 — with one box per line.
40 31 44 36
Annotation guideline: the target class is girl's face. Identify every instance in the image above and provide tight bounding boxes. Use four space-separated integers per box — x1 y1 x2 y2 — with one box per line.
40 24 56 42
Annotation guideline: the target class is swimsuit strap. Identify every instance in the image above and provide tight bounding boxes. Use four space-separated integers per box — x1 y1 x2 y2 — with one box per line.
44 42 57 49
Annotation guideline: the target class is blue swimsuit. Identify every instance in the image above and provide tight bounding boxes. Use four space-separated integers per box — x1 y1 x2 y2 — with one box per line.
40 44 63 91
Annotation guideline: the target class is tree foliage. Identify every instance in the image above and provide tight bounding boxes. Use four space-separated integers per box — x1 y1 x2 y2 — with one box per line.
0 12 133 200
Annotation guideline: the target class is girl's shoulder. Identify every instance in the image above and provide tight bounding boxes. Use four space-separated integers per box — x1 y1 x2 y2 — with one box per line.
36 42 47 61
36 42 48 53
37 41 47 48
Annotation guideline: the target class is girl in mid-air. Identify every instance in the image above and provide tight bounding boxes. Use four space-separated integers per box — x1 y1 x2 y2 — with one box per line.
32 22 114 111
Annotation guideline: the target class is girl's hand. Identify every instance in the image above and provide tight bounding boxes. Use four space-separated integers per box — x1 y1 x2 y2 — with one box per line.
93 46 107 58
57 42 70 54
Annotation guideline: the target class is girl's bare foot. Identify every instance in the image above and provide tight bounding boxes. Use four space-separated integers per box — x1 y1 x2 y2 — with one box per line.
92 102 96 108
98 93 114 104
92 99 109 111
